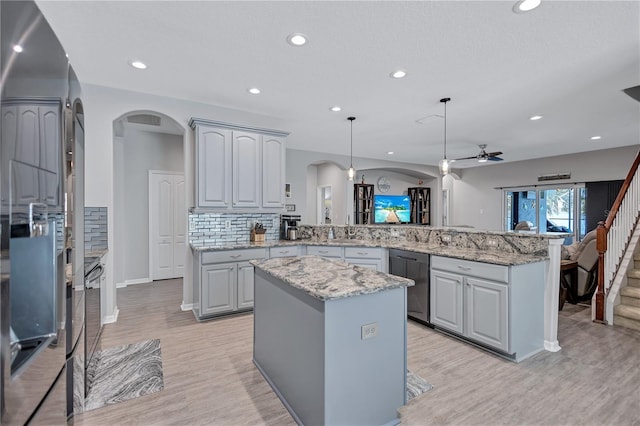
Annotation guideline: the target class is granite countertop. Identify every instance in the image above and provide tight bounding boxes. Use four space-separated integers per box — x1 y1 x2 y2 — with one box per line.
251 255 414 301
191 239 547 266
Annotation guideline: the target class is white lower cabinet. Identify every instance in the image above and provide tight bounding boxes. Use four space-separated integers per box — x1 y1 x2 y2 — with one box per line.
430 255 543 361
344 247 387 272
194 248 266 320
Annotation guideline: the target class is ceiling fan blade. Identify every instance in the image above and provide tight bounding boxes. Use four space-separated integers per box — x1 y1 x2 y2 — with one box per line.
452 155 479 161
488 156 504 162
487 151 503 157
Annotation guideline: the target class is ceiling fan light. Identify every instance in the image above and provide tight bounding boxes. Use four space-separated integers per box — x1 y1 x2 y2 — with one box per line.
478 157 488 163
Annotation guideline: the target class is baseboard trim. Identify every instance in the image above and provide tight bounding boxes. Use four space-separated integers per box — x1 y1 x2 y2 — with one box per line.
103 306 119 324
118 278 152 288
181 302 194 311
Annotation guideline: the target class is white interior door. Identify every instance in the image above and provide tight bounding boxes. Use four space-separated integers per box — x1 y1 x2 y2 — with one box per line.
150 171 185 280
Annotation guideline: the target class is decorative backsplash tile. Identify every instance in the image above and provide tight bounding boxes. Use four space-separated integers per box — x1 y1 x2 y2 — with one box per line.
85 207 108 250
189 212 281 244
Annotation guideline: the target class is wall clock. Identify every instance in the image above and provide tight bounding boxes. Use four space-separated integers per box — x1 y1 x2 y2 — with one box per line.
377 176 391 193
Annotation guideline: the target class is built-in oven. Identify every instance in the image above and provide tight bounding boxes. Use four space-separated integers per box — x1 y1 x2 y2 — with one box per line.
389 249 432 326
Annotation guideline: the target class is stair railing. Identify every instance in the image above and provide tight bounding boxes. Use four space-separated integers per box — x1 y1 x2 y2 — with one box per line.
595 151 640 323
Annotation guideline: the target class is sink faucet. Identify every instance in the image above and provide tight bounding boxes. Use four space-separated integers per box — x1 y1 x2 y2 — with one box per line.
346 216 356 239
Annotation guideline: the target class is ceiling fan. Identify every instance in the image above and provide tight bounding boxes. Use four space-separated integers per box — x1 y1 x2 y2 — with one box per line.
454 144 504 163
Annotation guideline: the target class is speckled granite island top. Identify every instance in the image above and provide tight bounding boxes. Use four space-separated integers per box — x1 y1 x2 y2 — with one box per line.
251 255 414 301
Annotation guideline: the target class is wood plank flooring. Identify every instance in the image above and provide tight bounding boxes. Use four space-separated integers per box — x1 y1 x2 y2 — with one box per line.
75 280 640 426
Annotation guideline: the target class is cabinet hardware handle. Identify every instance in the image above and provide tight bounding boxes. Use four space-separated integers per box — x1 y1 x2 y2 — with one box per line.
466 282 471 286
230 254 241 259
319 250 328 254
457 266 472 271
357 252 368 255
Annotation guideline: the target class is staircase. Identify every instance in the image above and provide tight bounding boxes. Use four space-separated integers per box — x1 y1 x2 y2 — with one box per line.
614 250 640 331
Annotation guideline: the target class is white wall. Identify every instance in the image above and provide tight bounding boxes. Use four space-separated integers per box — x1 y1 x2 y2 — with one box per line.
448 145 639 230
286 149 441 227
316 163 348 225
120 128 183 282
81 83 288 320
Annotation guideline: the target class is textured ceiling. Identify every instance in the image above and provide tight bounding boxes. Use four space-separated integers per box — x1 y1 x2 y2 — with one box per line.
35 1 640 169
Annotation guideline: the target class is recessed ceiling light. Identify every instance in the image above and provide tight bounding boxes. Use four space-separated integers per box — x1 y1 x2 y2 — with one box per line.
590 136 602 140
387 151 394 155
130 60 147 69
287 33 308 46
390 70 407 79
248 87 261 95
330 106 342 112
529 115 543 121
13 45 23 53
513 0 541 13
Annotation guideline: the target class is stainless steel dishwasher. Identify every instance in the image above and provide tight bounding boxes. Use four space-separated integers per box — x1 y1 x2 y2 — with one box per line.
388 249 431 326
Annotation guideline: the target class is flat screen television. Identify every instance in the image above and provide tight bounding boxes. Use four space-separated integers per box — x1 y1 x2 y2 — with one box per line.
374 194 411 224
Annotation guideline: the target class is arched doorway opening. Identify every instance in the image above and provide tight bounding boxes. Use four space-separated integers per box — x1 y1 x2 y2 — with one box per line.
112 111 186 288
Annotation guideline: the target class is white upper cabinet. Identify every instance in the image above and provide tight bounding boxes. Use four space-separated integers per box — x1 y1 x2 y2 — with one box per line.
190 118 288 211
262 136 285 208
197 126 231 208
232 131 261 208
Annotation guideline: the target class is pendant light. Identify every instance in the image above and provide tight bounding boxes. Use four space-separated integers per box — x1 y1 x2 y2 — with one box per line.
347 116 356 180
438 97 451 176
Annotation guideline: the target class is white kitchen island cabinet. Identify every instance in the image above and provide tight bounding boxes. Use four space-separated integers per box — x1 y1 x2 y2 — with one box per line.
252 256 413 426
430 255 544 362
189 118 288 211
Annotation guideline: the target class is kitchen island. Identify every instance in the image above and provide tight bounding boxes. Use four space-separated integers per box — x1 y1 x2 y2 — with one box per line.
251 255 414 426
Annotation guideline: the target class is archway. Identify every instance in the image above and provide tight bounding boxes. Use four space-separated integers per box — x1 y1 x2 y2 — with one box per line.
112 110 185 289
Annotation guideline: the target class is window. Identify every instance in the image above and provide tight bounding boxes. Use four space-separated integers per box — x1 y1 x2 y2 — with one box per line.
504 184 586 242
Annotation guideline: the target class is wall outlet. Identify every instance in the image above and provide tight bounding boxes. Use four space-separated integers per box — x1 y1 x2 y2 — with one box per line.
487 238 498 247
391 230 399 238
361 322 378 340
441 234 452 243
225 220 231 230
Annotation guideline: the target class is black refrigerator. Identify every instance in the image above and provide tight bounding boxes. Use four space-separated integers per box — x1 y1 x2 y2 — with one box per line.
1 1 86 423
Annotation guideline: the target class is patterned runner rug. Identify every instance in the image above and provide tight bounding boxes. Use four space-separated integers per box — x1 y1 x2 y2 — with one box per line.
407 369 433 402
84 339 164 412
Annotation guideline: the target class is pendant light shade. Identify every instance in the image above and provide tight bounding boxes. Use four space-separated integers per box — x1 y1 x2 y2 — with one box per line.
347 116 356 180
439 97 451 176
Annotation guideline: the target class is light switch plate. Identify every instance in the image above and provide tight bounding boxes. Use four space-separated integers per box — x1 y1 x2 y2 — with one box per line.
361 322 378 340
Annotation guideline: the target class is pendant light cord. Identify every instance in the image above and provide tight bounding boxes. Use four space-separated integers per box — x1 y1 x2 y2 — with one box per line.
348 116 355 167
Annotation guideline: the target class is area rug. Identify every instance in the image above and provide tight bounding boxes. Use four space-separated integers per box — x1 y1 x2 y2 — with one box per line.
84 339 164 412
407 369 433 402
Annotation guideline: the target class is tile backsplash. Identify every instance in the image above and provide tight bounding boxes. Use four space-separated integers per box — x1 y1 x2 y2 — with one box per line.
189 212 281 244
85 207 108 250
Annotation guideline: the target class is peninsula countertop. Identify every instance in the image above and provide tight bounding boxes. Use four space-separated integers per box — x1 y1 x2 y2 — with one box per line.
251 255 414 301
191 238 548 266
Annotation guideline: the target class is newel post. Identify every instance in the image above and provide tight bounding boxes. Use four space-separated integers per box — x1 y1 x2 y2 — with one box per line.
594 221 607 323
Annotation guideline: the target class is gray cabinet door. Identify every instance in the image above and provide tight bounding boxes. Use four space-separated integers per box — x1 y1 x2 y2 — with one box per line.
1 106 17 204
232 131 260 208
15 105 40 167
345 258 383 271
201 263 236 315
197 126 231 207
237 261 254 309
262 136 285 208
430 270 463 334
39 104 59 173
465 277 509 352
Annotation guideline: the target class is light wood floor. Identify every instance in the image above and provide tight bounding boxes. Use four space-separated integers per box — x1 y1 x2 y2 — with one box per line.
75 280 640 426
